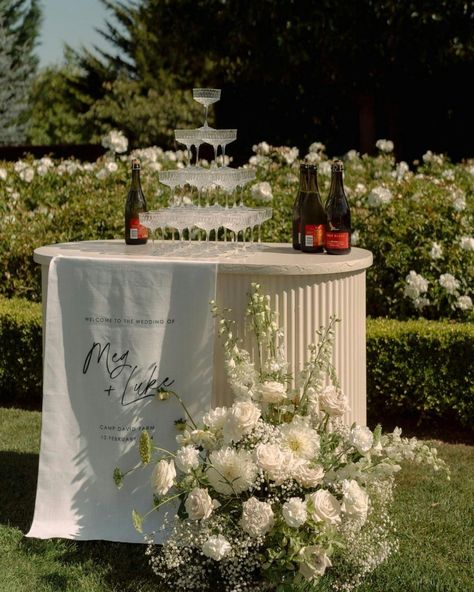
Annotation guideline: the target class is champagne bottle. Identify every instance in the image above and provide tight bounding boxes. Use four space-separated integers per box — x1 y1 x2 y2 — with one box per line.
292 163 309 250
301 164 326 253
325 160 351 255
125 159 148 245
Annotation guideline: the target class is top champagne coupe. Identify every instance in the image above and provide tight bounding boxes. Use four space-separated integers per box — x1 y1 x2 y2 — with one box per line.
193 88 221 129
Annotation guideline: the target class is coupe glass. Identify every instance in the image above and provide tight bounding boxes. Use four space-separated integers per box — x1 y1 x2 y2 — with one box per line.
175 129 204 167
200 129 237 167
194 210 216 242
193 88 221 129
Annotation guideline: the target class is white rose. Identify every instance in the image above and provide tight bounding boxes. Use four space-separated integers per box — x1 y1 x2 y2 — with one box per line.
202 535 232 561
375 138 394 153
240 497 274 537
452 190 466 212
349 425 374 455
439 273 460 295
251 181 273 202
151 459 176 496
342 479 369 521
0 168 7 181
298 546 332 580
368 186 392 207
429 242 443 260
102 130 128 153
456 295 473 310
223 401 261 443
105 160 118 173
252 141 270 155
255 443 291 483
19 167 34 183
307 489 341 524
319 385 349 417
309 141 326 154
175 445 200 473
282 497 308 528
293 462 325 488
185 488 216 520
351 229 360 246
460 236 474 251
260 380 287 404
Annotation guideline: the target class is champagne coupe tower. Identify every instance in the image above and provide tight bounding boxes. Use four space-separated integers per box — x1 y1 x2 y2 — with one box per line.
139 88 272 248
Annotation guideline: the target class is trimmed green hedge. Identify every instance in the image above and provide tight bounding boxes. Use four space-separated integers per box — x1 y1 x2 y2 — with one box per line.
367 318 474 426
0 297 43 408
1 297 473 426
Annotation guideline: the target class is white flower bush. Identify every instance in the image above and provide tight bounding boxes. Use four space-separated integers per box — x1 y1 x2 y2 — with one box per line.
0 135 472 320
115 284 448 592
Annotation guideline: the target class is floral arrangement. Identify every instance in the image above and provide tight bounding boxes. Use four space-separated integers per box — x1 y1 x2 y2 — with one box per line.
114 283 448 592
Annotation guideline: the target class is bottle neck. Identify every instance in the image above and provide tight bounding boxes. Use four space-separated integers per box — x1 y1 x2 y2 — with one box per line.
299 167 309 192
131 168 142 191
329 170 344 197
307 168 319 194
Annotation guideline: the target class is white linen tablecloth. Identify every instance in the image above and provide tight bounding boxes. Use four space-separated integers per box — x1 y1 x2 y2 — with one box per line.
27 255 217 543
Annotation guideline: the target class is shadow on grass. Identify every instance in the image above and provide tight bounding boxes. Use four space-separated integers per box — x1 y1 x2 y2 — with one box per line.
0 450 157 591
0 451 38 531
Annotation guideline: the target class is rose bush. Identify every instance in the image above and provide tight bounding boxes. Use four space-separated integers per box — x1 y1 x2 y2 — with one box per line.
0 135 472 320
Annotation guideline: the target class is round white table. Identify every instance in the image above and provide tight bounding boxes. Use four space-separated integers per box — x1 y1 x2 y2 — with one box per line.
34 241 373 425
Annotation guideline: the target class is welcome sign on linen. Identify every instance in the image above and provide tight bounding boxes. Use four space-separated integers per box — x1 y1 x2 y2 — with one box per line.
27 256 217 543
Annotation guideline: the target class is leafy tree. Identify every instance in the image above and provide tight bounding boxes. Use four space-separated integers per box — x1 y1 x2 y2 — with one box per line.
29 0 474 158
26 52 96 145
0 0 41 144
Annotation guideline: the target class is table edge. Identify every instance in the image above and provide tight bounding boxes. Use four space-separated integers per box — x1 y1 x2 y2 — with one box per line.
33 241 373 276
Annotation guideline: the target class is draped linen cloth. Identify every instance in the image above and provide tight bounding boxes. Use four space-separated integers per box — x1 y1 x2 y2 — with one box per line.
27 255 217 543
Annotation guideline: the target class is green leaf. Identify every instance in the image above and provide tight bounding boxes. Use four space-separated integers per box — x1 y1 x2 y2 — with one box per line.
139 430 152 465
132 509 143 533
113 467 124 489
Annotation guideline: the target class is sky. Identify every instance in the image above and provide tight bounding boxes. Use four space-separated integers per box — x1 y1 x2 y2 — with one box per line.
37 0 124 68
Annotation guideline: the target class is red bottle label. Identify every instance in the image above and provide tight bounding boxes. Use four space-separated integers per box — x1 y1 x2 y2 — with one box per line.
326 231 350 249
304 224 325 248
129 217 148 240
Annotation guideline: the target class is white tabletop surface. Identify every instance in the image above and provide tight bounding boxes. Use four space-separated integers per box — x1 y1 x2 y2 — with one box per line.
34 240 373 276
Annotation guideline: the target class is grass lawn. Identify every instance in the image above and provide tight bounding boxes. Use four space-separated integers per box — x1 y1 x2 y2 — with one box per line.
0 407 473 591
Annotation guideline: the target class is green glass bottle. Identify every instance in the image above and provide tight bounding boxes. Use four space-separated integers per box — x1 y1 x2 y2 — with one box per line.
325 160 351 255
300 164 326 253
125 159 148 245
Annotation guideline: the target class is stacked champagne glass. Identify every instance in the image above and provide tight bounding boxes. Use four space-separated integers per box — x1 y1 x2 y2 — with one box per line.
139 88 272 251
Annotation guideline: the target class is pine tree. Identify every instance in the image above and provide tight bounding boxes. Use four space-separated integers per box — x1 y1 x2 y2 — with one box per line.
0 0 41 145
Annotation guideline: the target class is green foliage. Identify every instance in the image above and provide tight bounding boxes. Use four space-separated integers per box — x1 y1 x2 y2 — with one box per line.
86 76 204 147
367 318 474 426
0 144 472 319
26 59 94 145
61 0 474 155
0 296 42 407
0 0 41 144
